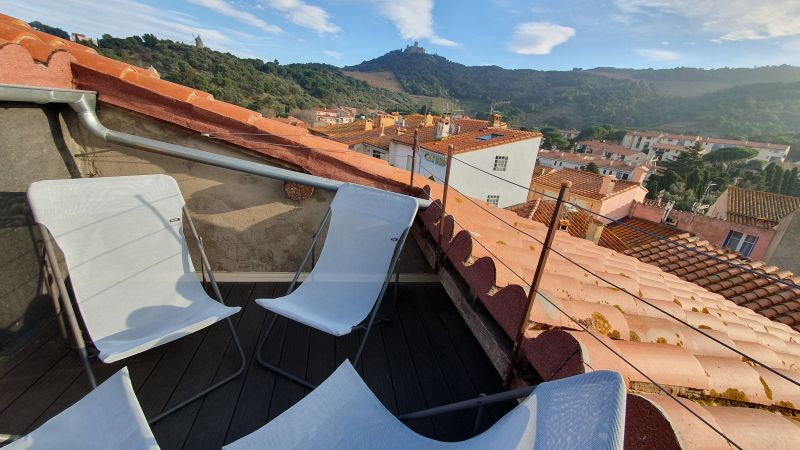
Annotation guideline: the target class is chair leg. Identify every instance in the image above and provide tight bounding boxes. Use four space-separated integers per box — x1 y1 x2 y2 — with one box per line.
255 314 318 390
147 317 247 424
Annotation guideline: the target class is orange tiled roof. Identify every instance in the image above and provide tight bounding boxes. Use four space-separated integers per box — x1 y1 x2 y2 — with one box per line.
624 229 800 331
726 186 800 228
651 142 693 152
532 168 642 200
579 140 639 156
418 128 540 156
510 200 628 251
3 13 799 442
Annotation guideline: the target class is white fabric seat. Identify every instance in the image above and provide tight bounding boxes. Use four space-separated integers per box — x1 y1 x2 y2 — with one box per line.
224 361 627 450
27 175 240 363
5 368 159 450
255 183 419 336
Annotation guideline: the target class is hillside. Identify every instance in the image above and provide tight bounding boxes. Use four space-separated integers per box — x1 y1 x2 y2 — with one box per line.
96 34 418 116
344 50 800 145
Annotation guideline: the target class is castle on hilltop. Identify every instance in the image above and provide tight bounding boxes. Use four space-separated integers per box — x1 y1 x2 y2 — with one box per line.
404 41 426 54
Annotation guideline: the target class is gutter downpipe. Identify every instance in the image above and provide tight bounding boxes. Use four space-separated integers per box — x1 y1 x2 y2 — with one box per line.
0 83 430 209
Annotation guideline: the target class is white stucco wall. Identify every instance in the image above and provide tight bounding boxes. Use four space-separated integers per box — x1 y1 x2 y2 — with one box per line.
448 137 541 208
390 138 541 208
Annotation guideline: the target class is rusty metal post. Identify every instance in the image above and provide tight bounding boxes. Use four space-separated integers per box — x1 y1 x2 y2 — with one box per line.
503 181 571 387
408 129 419 194
435 145 455 271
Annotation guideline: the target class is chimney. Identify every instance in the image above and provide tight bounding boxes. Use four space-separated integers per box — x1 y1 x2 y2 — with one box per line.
424 113 434 127
631 166 648 184
436 117 451 140
374 113 396 129
490 113 502 127
584 218 605 244
364 119 373 131
599 175 616 196
380 124 385 137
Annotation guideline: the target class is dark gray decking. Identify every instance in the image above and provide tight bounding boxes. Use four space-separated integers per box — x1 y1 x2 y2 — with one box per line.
0 282 512 449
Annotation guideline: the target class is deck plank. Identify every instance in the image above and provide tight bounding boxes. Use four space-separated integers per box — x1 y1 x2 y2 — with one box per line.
151 283 252 450
181 283 278 450
0 282 510 448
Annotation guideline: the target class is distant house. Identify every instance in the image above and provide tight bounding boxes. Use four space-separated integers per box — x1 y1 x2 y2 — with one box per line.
622 130 791 164
559 129 580 139
576 140 653 165
526 168 648 221
704 186 800 267
312 107 356 126
537 150 651 182
388 114 542 208
70 33 97 46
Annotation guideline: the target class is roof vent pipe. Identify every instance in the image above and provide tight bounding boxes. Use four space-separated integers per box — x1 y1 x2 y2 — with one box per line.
0 83 430 209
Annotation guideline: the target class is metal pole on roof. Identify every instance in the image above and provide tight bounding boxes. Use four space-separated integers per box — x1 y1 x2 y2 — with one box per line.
435 144 455 272
409 128 419 194
503 180 572 388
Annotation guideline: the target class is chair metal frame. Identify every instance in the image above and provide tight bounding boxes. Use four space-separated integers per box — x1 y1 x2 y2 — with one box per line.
38 205 246 424
255 207 409 390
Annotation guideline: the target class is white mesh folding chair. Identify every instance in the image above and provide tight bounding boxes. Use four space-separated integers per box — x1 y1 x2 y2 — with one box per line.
27 175 244 423
255 183 419 388
4 367 159 450
224 361 626 450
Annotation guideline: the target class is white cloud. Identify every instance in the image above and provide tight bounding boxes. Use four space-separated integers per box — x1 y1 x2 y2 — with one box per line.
260 0 340 34
613 0 800 41
507 22 575 55
635 48 680 61
188 0 281 34
323 50 341 59
376 0 457 46
0 0 232 45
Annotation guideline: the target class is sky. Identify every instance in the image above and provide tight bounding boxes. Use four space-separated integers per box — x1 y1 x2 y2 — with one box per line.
2 0 800 70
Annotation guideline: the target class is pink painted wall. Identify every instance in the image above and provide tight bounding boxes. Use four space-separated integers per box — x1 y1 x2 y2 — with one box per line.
599 186 648 222
668 210 775 260
629 201 667 223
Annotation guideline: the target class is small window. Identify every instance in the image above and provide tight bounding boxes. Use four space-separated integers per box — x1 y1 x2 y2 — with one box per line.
486 195 500 206
621 173 629 180
493 156 508 171
371 149 383 159
723 230 759 257
478 133 503 141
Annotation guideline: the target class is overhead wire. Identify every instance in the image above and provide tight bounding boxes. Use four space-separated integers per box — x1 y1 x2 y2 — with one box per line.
440 174 800 389
417 165 742 449
449 155 800 291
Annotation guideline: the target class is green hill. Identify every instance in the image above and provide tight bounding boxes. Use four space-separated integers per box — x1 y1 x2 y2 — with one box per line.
344 50 800 143
96 34 417 115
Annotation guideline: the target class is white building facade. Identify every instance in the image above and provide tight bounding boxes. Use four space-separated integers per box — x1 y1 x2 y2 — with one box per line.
389 135 542 208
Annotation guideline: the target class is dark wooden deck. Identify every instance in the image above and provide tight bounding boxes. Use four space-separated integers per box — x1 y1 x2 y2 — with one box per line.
0 282 512 449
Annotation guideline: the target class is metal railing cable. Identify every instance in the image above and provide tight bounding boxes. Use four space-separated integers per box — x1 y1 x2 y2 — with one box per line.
417 164 742 448
449 155 800 291
438 175 800 389
205 126 798 291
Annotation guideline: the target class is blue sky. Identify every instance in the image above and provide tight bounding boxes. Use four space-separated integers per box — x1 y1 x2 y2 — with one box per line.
2 0 800 70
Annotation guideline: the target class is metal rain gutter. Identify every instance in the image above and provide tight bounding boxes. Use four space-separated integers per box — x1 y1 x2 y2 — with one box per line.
0 83 431 209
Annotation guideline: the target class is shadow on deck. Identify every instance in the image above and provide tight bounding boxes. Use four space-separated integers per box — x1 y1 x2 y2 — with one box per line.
0 282 512 449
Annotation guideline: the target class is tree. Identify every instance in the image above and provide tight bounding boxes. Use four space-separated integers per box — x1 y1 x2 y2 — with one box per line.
539 127 570 150
29 21 69 39
703 146 758 163
583 162 600 174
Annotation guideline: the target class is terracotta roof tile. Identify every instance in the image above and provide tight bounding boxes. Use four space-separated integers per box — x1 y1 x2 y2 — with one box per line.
727 185 800 228
531 168 642 200
4 13 800 442
417 128 540 155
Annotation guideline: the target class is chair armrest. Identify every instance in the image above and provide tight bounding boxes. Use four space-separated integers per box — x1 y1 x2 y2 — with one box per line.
397 385 536 421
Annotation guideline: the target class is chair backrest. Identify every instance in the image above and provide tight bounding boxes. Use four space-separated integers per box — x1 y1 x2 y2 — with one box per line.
469 370 626 449
27 175 194 343
5 367 159 450
294 183 419 311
